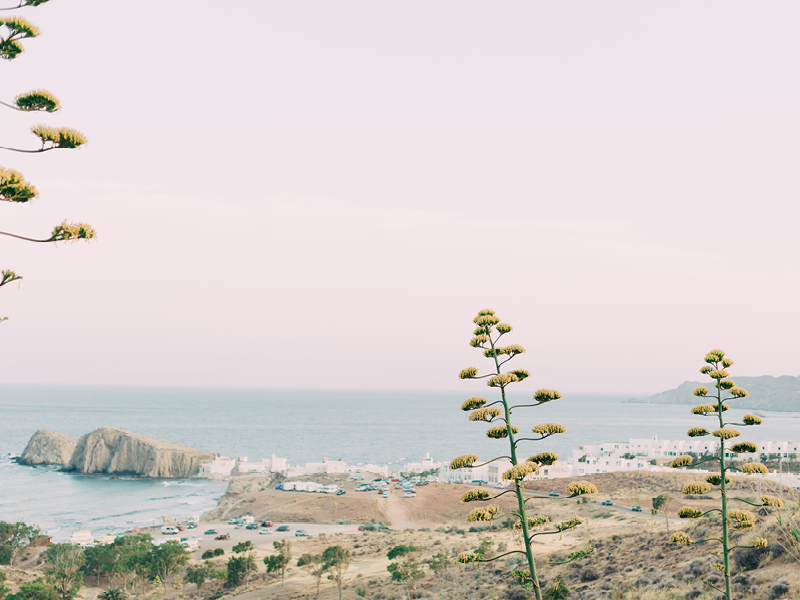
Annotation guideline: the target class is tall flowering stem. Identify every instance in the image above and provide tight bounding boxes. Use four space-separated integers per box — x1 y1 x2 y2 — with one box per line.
670 349 773 600
455 309 597 600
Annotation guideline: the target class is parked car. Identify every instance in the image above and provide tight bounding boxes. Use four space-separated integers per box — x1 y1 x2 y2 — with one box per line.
260 521 274 528
186 522 198 529
245 523 258 530
402 491 416 498
494 483 505 489
631 505 642 512
355 485 370 492
215 534 230 541
276 526 290 532
548 491 560 497
295 530 309 537
203 529 217 535
601 500 613 506
336 489 346 495
259 528 273 535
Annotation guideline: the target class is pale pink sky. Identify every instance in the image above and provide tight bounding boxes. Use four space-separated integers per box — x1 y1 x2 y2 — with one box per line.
1 1 798 392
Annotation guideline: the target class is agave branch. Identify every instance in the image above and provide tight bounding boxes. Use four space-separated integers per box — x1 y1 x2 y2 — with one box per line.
471 456 513 468
0 270 21 287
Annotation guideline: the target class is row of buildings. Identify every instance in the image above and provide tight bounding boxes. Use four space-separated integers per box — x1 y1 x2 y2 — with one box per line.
439 436 800 486
197 439 799 489
198 452 442 480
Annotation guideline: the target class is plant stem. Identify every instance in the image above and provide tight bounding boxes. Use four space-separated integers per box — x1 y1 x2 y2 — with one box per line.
718 379 731 600
488 334 542 600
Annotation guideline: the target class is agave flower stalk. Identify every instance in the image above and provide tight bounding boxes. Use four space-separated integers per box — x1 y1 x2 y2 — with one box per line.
670 349 773 600
0 1 94 321
454 309 597 600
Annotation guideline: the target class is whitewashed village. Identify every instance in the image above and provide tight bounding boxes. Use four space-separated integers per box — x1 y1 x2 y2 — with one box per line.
198 437 800 489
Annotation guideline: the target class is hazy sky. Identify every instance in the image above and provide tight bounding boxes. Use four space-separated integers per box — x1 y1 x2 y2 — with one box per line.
1 1 798 393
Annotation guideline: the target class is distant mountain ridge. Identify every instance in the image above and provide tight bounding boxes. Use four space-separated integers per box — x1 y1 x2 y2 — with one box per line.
625 375 800 412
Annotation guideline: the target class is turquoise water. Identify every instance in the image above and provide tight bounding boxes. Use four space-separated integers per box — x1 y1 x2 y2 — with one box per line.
1 385 798 540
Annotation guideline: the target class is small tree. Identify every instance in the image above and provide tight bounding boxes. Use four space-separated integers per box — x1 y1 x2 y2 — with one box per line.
44 543 84 600
651 494 670 531
0 522 41 567
322 546 350 600
225 556 246 588
148 541 189 594
386 545 424 597
231 541 253 555
670 349 779 600
454 309 598 599
183 565 210 591
5 580 56 600
263 540 291 586
297 553 325 597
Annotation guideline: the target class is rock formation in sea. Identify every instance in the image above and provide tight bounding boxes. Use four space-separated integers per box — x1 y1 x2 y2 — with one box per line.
18 430 78 466
66 427 214 478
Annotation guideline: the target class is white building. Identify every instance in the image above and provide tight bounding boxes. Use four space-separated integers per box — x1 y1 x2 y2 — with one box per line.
198 456 236 479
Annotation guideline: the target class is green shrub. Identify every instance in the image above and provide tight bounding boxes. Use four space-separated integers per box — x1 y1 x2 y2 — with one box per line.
201 550 214 560
355 587 366 597
213 548 224 557
0 546 11 566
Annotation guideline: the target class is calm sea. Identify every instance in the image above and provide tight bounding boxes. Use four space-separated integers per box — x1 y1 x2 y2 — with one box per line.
1 385 798 540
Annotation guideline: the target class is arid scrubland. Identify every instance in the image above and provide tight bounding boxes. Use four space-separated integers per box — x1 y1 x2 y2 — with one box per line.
2 472 798 600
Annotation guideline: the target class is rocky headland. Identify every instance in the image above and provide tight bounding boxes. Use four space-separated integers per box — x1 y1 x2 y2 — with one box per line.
18 430 77 466
17 428 214 479
625 374 800 411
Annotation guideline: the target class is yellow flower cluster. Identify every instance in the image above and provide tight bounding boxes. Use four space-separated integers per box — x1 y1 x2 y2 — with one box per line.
461 397 487 411
449 453 479 470
670 532 693 546
729 510 755 530
496 323 513 334
671 455 694 468
740 462 768 474
466 505 501 522
682 482 711 495
459 367 478 379
729 387 748 398
705 349 726 363
677 507 703 519
457 552 479 564
502 462 538 481
691 404 716 415
470 335 489 348
719 380 735 390
731 441 758 454
486 425 518 439
712 428 740 439
742 414 762 425
705 474 730 486
460 489 491 503
708 369 729 380
532 423 566 435
534 389 562 403
760 496 783 508
565 481 598 497
693 386 709 396
751 538 768 549
469 407 501 422
687 427 710 438
527 452 559 466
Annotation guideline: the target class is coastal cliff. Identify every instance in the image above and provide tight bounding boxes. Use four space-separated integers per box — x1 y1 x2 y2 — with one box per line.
18 430 77 466
66 428 214 478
